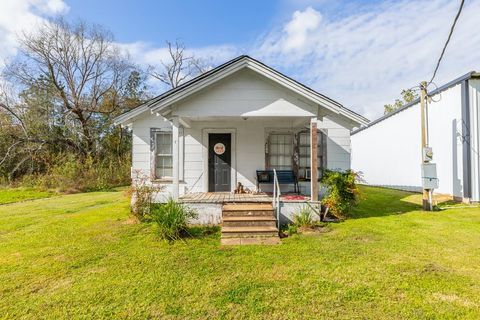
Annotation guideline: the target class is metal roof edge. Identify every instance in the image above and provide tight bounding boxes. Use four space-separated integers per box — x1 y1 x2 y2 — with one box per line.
352 71 479 135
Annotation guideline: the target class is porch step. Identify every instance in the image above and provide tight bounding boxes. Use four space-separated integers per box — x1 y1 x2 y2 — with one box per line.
222 203 276 217
221 226 279 238
222 203 274 211
221 202 280 244
221 237 281 245
222 216 277 227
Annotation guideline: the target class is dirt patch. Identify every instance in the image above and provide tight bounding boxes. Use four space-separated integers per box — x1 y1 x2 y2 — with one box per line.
432 292 477 307
122 216 139 225
422 263 448 274
298 225 331 234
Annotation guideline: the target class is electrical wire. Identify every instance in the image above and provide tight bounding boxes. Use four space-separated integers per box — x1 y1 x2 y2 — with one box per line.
428 0 465 85
427 81 442 103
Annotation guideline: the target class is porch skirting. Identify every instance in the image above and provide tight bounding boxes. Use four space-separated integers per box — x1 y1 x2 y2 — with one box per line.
178 192 321 226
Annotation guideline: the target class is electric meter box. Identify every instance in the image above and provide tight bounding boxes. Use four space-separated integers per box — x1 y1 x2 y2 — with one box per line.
421 163 439 189
423 147 433 162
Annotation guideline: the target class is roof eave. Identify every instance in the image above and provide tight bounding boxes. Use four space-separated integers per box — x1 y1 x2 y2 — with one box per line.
352 70 479 135
113 104 150 126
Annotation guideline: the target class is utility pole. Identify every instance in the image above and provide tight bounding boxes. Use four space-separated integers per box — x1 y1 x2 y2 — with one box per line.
420 81 432 211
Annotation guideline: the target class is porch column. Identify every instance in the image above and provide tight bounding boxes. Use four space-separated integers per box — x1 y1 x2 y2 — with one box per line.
172 116 179 199
310 118 318 201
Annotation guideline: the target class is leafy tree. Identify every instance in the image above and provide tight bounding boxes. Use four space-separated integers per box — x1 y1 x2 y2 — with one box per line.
384 89 419 115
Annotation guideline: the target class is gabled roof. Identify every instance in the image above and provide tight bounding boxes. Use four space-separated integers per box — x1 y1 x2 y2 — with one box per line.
114 55 369 126
352 71 480 135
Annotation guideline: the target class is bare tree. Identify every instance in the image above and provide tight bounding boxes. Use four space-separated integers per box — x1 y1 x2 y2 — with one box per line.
149 40 207 89
2 18 136 157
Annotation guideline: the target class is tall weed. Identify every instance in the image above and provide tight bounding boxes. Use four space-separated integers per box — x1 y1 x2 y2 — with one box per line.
18 154 131 192
151 199 198 241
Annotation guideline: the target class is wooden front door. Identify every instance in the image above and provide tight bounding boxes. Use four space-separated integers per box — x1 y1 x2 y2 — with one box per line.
208 133 231 192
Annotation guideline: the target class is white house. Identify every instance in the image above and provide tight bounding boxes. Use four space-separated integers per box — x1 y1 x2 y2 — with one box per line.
115 56 367 236
351 72 480 203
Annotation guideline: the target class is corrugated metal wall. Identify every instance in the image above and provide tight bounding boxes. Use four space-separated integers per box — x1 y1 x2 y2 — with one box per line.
351 83 466 198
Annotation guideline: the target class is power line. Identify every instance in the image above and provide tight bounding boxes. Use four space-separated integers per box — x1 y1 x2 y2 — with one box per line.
428 0 465 84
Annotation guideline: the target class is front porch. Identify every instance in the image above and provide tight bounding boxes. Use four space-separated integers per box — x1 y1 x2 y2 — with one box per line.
165 115 325 201
179 191 321 229
179 191 321 245
178 192 312 203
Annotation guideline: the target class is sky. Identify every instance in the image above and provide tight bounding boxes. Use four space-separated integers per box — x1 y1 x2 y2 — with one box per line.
0 0 479 120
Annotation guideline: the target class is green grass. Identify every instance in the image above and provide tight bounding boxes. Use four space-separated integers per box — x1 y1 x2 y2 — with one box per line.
0 187 53 204
0 186 479 319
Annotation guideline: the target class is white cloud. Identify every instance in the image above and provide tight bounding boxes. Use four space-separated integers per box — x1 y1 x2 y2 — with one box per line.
0 0 69 67
35 0 69 14
121 41 239 67
2 0 479 122
282 7 322 51
120 41 239 91
255 0 480 120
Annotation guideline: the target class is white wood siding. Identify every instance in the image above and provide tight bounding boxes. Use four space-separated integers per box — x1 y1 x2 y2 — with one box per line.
130 69 353 197
132 116 171 174
319 116 352 170
173 69 317 118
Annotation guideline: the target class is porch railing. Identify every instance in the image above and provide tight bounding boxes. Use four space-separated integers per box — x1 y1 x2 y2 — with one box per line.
272 169 281 229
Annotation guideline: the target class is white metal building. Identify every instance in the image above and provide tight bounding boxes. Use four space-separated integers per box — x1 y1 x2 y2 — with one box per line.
351 72 480 202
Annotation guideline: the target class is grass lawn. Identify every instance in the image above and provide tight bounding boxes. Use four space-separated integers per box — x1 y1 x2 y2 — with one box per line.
0 187 53 205
0 186 479 319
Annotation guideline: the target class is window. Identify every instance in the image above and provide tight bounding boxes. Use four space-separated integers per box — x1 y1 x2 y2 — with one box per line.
297 131 325 180
155 131 172 179
268 133 293 170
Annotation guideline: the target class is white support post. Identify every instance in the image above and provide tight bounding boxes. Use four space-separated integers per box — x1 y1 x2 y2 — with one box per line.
172 116 179 199
310 118 318 201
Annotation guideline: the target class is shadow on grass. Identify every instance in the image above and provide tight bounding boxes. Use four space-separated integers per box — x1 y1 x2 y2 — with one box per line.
349 185 423 219
186 225 221 239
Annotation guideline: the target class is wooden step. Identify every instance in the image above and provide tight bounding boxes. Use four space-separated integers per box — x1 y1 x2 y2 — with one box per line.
222 210 274 217
220 202 279 244
222 203 275 217
221 237 280 245
222 216 276 228
221 226 278 238
222 203 273 211
222 216 276 221
223 220 276 228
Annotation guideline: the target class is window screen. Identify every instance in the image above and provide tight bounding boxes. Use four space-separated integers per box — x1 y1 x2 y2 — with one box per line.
268 133 293 170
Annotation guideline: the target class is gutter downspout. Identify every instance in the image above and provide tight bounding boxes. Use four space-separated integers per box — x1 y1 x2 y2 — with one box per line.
461 80 472 202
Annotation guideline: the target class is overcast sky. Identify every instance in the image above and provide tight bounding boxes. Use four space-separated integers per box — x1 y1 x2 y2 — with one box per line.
1 0 479 120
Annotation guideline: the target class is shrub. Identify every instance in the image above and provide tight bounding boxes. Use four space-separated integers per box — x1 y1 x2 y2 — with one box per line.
130 171 163 222
17 154 131 192
292 205 315 228
321 169 360 218
151 199 198 241
286 224 298 236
